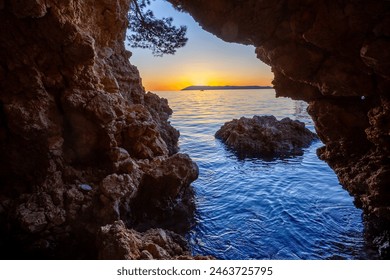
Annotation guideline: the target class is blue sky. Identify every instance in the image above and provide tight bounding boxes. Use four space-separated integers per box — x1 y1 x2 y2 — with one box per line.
127 0 273 91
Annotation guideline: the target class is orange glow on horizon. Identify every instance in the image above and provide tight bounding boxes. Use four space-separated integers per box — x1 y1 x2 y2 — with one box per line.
137 59 274 91
130 1 275 93
143 75 273 91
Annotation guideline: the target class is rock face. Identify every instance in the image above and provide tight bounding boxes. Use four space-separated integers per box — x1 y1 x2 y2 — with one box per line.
97 221 212 260
98 221 190 260
215 116 317 159
0 0 196 259
171 0 390 255
1 0 389 259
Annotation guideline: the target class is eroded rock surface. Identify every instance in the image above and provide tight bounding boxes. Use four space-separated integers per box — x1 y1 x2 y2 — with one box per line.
98 221 189 260
171 0 390 256
215 115 317 159
2 0 389 259
98 221 212 260
0 0 195 259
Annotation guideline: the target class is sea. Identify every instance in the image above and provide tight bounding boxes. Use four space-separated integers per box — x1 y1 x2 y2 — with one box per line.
156 89 376 260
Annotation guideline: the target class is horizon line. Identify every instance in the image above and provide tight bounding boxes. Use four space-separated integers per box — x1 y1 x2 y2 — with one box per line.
145 84 274 92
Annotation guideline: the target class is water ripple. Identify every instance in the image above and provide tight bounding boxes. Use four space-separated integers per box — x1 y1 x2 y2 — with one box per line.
157 90 374 259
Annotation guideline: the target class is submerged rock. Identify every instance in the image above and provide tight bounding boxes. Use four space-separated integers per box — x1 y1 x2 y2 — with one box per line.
215 115 318 158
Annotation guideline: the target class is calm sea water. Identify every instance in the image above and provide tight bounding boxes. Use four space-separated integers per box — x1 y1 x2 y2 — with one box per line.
157 89 374 260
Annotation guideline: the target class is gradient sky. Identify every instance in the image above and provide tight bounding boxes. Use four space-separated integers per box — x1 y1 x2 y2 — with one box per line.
127 0 273 91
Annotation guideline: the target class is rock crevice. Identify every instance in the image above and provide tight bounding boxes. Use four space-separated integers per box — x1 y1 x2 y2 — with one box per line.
0 0 196 259
1 0 389 259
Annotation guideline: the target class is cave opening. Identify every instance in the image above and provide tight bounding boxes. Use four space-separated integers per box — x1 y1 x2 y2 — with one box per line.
128 0 390 259
0 0 388 260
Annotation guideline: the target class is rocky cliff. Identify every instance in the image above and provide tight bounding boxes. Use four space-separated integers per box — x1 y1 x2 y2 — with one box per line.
170 0 390 255
1 0 389 259
0 0 197 259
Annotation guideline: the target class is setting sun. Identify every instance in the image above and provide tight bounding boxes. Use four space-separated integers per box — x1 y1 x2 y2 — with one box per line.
130 3 273 92
140 65 273 91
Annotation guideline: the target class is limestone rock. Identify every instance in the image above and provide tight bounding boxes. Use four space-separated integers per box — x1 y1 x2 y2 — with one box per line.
131 154 198 233
0 0 198 259
97 221 191 260
215 115 317 158
170 0 390 220
144 92 180 155
172 0 390 257
1 0 389 259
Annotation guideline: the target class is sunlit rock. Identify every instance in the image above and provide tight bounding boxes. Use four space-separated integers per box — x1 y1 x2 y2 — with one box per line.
97 221 188 260
97 221 212 260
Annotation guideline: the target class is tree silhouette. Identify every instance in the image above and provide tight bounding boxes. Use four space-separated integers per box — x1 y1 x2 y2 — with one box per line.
127 0 188 56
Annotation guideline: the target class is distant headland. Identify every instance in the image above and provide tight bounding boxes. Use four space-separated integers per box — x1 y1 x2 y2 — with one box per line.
181 85 273 91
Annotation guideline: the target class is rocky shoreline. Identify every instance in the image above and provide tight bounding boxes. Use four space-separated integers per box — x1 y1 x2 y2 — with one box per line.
0 0 389 259
0 0 201 259
172 0 390 258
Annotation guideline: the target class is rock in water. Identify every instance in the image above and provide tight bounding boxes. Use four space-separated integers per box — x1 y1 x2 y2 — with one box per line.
215 115 318 159
172 0 390 257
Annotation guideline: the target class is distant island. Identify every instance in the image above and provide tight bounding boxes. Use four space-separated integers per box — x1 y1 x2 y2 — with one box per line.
181 85 273 91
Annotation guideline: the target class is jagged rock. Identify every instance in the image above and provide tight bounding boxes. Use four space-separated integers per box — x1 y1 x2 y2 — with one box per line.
98 221 213 260
1 0 389 259
96 174 138 225
171 0 390 257
97 221 190 260
131 154 198 233
215 115 317 158
0 0 198 259
144 92 180 155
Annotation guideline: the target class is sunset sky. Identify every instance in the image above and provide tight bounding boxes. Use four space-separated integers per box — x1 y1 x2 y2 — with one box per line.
127 0 273 91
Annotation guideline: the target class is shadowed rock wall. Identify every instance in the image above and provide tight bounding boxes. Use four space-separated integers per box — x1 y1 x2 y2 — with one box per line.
0 0 197 259
170 0 390 254
1 0 389 259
